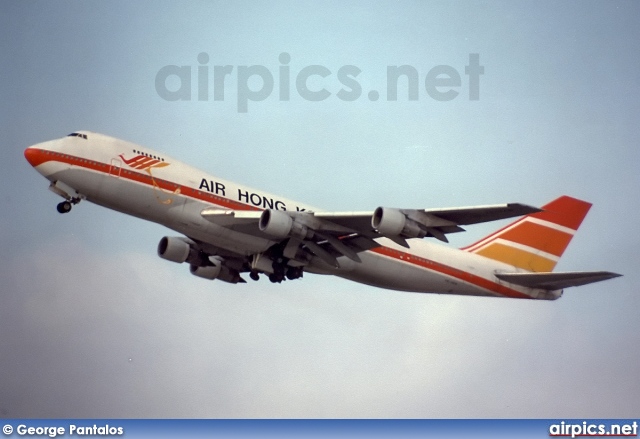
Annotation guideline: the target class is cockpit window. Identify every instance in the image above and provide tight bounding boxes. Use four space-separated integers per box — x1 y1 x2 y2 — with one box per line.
67 132 88 140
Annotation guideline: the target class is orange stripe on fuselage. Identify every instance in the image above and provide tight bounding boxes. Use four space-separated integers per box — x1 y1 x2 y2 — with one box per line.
25 148 54 167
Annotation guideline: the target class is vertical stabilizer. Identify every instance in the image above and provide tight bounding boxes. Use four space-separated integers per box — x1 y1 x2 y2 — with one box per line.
462 196 592 272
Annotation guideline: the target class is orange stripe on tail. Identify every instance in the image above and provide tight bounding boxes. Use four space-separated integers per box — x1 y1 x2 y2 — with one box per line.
463 196 592 272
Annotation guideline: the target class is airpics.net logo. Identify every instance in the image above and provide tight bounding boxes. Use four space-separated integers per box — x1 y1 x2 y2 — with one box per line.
155 52 484 112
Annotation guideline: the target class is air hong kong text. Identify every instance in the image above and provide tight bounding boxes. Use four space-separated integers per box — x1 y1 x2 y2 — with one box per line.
198 178 305 211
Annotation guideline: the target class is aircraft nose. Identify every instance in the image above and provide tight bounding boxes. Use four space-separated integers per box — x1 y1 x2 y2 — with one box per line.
24 146 40 167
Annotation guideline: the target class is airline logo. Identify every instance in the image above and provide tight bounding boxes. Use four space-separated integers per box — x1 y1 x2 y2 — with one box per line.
118 153 170 171
463 196 592 272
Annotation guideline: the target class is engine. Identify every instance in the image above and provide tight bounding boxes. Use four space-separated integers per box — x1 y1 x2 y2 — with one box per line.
189 262 222 280
158 236 242 283
157 236 203 265
371 207 426 239
157 236 190 262
259 209 311 240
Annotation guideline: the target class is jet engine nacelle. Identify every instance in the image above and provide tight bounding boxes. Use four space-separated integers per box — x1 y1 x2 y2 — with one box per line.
157 236 204 265
190 263 222 280
372 207 426 238
259 209 311 240
158 236 191 263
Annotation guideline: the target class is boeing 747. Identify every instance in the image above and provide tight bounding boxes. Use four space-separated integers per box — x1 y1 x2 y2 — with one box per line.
24 131 621 299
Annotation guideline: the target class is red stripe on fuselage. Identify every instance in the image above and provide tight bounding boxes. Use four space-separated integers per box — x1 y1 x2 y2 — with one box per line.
28 148 259 212
30 148 534 299
371 247 532 299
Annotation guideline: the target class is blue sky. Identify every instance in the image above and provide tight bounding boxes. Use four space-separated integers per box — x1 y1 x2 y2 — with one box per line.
1 1 639 417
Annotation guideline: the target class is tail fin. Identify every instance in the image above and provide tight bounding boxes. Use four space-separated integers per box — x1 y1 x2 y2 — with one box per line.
462 196 592 272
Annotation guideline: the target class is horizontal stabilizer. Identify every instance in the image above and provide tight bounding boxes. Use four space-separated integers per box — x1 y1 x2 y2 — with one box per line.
496 271 622 290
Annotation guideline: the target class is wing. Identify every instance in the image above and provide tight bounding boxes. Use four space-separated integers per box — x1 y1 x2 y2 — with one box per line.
200 202 540 267
317 203 541 243
495 271 622 290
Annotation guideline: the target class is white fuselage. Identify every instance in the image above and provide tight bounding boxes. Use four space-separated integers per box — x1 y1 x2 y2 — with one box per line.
25 132 560 300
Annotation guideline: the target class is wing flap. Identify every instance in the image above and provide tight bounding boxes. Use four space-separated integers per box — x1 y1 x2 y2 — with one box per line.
496 271 622 290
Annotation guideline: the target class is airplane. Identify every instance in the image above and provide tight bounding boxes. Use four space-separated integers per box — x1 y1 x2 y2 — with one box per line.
24 131 621 300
